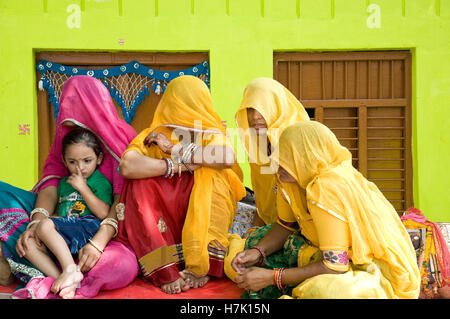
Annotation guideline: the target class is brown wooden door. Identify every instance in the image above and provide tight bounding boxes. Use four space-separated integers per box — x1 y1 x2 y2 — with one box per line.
36 52 208 178
274 51 412 215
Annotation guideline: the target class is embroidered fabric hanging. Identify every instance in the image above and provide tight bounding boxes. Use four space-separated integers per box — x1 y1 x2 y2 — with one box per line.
37 60 210 124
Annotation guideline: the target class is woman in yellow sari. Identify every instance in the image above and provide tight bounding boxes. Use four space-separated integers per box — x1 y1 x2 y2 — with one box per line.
235 77 309 227
116 76 246 294
231 121 420 299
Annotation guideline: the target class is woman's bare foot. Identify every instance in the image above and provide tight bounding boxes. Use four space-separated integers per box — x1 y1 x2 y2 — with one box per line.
160 277 190 294
179 270 209 289
51 264 83 299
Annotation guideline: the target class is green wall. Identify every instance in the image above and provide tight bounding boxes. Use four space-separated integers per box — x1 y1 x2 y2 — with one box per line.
0 0 448 221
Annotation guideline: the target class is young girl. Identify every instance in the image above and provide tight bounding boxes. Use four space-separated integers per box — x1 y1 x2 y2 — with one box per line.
23 127 113 299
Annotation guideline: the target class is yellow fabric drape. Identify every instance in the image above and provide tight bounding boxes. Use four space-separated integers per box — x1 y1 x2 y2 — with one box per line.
235 77 309 224
124 75 246 276
277 121 420 299
277 180 351 272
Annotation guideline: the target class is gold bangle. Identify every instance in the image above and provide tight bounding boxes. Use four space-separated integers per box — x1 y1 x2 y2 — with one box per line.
29 207 50 220
26 220 41 230
100 218 118 237
88 239 104 253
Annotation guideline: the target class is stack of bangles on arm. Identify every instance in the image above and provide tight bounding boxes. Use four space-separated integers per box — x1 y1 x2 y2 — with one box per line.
162 157 175 178
162 142 200 178
88 218 119 254
249 247 286 289
273 268 286 290
26 207 50 230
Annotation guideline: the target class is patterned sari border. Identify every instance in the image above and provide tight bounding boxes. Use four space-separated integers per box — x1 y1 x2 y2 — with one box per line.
138 242 226 278
139 244 184 277
6 257 45 281
143 261 184 278
207 245 226 259
0 208 30 242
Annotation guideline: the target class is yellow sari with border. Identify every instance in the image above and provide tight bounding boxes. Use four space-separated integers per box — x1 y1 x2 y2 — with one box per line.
124 76 246 277
277 121 420 299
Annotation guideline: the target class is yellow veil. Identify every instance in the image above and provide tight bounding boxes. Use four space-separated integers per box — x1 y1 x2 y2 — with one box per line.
235 77 309 224
277 121 420 299
125 75 246 276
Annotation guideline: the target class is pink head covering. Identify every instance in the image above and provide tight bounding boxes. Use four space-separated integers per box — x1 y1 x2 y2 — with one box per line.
32 75 137 195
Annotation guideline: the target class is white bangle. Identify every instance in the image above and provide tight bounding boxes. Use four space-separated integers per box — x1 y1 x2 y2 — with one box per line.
100 218 118 237
172 143 183 161
29 208 49 220
183 144 199 164
26 220 41 230
102 217 118 225
181 143 195 164
168 158 175 178
88 239 104 253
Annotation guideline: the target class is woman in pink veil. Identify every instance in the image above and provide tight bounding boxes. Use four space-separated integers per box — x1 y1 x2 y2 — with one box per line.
0 75 139 299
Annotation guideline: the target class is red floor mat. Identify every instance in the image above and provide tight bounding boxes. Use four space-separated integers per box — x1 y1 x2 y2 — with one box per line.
0 277 244 299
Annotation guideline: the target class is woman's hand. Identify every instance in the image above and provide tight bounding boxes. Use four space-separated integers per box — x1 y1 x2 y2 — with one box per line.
16 226 42 258
235 267 274 292
231 248 262 274
144 132 174 154
77 242 102 273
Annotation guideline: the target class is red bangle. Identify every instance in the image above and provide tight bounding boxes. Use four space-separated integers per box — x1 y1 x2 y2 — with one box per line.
276 267 286 290
250 246 266 266
273 268 279 287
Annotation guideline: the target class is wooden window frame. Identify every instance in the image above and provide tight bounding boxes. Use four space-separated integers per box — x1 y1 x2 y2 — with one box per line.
274 51 413 214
